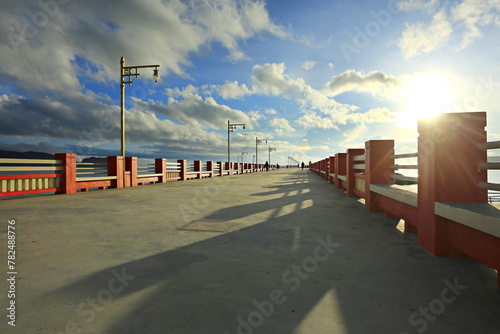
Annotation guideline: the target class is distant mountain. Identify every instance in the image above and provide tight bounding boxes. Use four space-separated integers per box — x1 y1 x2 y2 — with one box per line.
0 150 54 159
81 157 107 163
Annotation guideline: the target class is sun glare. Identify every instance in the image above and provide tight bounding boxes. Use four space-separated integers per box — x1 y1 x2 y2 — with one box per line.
397 72 456 127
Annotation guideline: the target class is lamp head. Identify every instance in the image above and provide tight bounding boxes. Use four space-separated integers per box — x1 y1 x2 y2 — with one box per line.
153 68 160 83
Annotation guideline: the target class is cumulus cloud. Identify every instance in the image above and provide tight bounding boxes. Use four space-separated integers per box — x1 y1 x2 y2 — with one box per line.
301 60 316 70
296 108 397 130
0 0 289 93
133 93 257 130
323 70 403 99
451 0 500 50
0 92 231 157
398 9 452 58
269 117 295 135
213 81 256 99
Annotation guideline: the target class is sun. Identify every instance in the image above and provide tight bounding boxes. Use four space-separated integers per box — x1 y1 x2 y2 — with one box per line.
397 72 456 127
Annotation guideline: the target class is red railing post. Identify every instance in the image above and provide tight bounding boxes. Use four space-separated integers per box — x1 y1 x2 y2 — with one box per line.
194 160 202 179
347 149 365 196
329 156 336 184
125 157 137 187
155 158 166 183
177 159 187 181
217 161 223 176
325 158 329 181
335 153 347 189
207 161 214 178
55 153 76 194
108 156 124 188
418 112 487 255
365 140 394 211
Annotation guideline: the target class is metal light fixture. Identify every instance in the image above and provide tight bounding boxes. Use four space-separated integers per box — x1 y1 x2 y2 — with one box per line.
153 68 160 83
228 120 246 163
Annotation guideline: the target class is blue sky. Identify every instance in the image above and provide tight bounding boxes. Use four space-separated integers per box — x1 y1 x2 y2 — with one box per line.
1 0 500 164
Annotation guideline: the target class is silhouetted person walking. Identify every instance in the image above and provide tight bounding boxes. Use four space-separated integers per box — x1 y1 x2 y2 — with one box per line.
301 161 305 170
265 161 269 172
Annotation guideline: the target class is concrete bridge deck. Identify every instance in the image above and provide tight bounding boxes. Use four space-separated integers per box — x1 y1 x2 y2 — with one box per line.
1 169 499 334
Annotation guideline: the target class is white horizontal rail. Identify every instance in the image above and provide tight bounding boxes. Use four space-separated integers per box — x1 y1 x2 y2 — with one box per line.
478 162 500 170
76 176 117 182
478 182 500 191
390 175 418 183
77 167 108 170
353 155 365 162
0 158 62 164
76 163 107 166
353 164 365 170
477 141 500 151
391 153 418 159
0 166 63 172
76 171 109 175
391 165 418 170
137 173 163 178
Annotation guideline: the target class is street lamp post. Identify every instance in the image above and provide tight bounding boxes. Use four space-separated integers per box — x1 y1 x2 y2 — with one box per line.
228 120 245 163
269 147 276 165
256 137 267 169
240 151 248 164
120 56 160 161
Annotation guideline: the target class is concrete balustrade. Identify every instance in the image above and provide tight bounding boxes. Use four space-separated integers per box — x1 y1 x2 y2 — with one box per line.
0 156 275 200
309 112 500 288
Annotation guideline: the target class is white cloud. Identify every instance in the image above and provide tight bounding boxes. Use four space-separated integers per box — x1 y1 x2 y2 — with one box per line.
301 60 316 70
296 112 340 130
269 117 295 135
328 63 335 70
0 0 289 93
323 70 403 99
133 92 257 130
213 81 255 99
265 108 277 115
397 0 439 13
0 92 231 156
398 9 452 58
451 0 500 50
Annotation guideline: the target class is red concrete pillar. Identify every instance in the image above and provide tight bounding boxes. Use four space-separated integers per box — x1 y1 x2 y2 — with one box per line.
155 158 166 183
108 156 124 188
217 162 223 176
418 112 487 255
325 158 330 181
125 157 137 187
365 140 395 211
177 159 187 181
194 160 202 179
207 161 214 178
335 153 347 189
329 156 336 184
347 149 365 196
55 153 76 194
233 162 239 174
